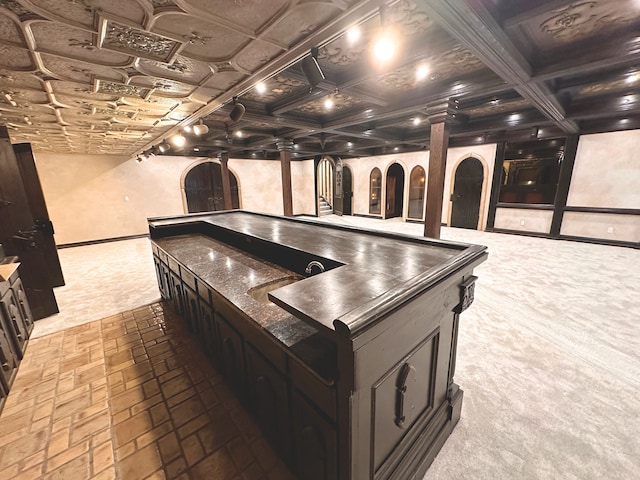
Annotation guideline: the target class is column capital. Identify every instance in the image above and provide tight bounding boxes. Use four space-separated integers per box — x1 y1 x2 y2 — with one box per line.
426 99 457 125
217 151 229 162
276 139 294 152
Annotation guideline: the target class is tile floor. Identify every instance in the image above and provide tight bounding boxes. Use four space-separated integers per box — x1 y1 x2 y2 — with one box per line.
0 303 294 480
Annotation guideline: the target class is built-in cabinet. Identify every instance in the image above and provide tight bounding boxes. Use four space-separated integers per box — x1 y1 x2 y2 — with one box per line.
0 263 34 413
151 243 336 477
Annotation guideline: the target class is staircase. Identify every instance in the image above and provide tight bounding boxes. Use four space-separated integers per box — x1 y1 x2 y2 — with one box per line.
319 197 333 216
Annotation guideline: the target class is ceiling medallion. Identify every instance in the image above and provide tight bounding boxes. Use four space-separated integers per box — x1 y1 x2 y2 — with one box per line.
540 2 631 41
95 79 148 98
99 18 181 63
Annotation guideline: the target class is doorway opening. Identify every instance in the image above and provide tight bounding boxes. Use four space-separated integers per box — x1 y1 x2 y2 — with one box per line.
317 157 334 216
342 166 353 215
184 161 239 213
385 163 405 219
450 157 483 229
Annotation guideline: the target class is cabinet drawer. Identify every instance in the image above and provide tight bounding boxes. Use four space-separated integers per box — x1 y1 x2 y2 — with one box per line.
168 256 180 275
181 269 197 292
290 355 336 421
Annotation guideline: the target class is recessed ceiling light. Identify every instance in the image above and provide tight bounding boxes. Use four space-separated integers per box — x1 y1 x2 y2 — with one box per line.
416 64 429 81
256 82 267 93
373 35 395 63
235 130 243 137
324 97 334 110
413 117 421 126
347 26 361 44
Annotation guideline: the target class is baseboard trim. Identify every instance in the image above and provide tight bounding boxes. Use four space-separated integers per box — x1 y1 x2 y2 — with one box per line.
488 228 639 249
353 213 382 219
57 233 150 249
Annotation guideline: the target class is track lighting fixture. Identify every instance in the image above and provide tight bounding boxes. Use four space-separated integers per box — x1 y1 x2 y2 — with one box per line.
301 47 325 90
158 141 171 153
229 96 245 122
193 119 209 136
171 133 186 147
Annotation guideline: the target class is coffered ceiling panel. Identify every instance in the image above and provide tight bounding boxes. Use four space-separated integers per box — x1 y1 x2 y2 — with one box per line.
0 0 638 157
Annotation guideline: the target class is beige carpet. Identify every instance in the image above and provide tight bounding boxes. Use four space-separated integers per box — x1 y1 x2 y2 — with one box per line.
33 215 640 479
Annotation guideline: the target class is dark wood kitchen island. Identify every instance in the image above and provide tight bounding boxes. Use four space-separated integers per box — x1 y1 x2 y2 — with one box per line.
148 211 487 480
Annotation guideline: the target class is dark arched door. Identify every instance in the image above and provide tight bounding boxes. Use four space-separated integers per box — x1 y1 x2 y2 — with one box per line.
184 162 239 213
450 157 483 229
385 163 405 219
343 166 352 215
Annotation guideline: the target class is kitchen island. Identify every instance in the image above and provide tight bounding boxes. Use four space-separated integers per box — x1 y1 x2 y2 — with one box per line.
148 211 487 480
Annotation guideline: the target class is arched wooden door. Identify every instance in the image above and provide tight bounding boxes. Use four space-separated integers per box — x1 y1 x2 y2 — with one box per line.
343 166 353 215
385 163 405 219
184 162 239 213
450 157 483 229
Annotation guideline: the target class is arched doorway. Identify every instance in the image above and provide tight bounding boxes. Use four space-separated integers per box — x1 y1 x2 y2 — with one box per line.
316 157 334 216
385 163 405 219
408 165 426 219
450 157 483 229
184 161 239 213
343 166 353 215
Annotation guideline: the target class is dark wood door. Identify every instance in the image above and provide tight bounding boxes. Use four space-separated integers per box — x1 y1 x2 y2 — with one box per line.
0 129 60 319
385 163 405 219
450 157 484 230
185 162 239 213
343 166 352 215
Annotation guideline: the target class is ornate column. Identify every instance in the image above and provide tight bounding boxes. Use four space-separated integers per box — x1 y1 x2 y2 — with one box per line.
217 151 233 210
277 139 294 217
424 100 456 239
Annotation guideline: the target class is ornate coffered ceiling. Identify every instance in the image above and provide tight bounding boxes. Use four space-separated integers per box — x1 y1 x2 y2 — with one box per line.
0 0 638 159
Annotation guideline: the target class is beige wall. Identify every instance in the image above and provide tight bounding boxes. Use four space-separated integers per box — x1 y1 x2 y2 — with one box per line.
494 207 554 233
35 152 315 244
560 130 640 243
344 143 497 229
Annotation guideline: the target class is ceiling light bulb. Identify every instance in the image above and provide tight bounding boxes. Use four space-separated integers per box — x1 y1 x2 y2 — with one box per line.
347 26 361 43
416 64 429 80
373 34 395 62
193 122 209 135
183 125 192 133
324 97 334 110
235 130 243 137
413 117 421 126
626 72 639 84
171 133 186 147
256 82 266 94
158 142 171 153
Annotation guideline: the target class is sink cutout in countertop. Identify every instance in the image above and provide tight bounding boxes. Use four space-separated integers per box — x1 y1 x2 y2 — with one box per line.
247 276 302 304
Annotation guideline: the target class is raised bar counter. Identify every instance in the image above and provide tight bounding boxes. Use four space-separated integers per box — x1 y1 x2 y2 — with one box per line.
148 211 487 480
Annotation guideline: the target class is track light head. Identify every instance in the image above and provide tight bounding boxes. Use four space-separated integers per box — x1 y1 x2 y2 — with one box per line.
301 48 325 89
193 119 209 136
229 96 245 122
158 141 171 153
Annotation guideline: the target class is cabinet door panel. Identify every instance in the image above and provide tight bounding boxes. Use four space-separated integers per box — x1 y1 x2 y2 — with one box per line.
246 344 292 463
292 390 337 480
169 271 186 317
0 310 19 390
0 289 27 357
215 313 246 398
11 277 33 338
184 286 199 334
199 301 219 365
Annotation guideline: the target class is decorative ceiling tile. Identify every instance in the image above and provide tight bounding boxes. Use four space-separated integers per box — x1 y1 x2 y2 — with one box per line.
0 9 24 42
153 14 248 62
99 17 181 63
0 43 36 69
389 0 434 36
0 0 32 18
94 79 150 98
181 0 290 32
243 75 305 102
263 3 341 47
49 80 119 100
40 54 124 83
233 40 282 72
0 70 43 90
136 55 212 84
463 98 531 116
297 92 362 114
202 70 246 91
29 21 131 65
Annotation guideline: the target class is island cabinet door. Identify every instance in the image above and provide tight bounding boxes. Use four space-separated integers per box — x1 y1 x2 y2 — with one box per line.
153 255 170 300
245 344 292 464
0 288 28 358
292 390 337 480
198 299 219 365
183 286 199 335
11 277 33 338
0 307 19 391
169 271 186 318
214 312 247 398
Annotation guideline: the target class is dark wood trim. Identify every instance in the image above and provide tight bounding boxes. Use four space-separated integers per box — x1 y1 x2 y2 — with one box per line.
496 203 555 210
551 135 578 236
486 141 506 229
488 228 639 249
563 206 640 216
57 233 149 249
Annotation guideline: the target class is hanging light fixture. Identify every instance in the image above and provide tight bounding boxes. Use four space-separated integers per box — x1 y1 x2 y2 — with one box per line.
229 96 245 122
193 119 209 136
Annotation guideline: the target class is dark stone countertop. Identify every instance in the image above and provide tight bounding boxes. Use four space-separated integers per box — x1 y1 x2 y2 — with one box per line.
149 211 487 339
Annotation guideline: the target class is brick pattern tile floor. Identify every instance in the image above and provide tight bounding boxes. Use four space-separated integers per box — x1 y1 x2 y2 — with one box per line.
0 302 296 480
